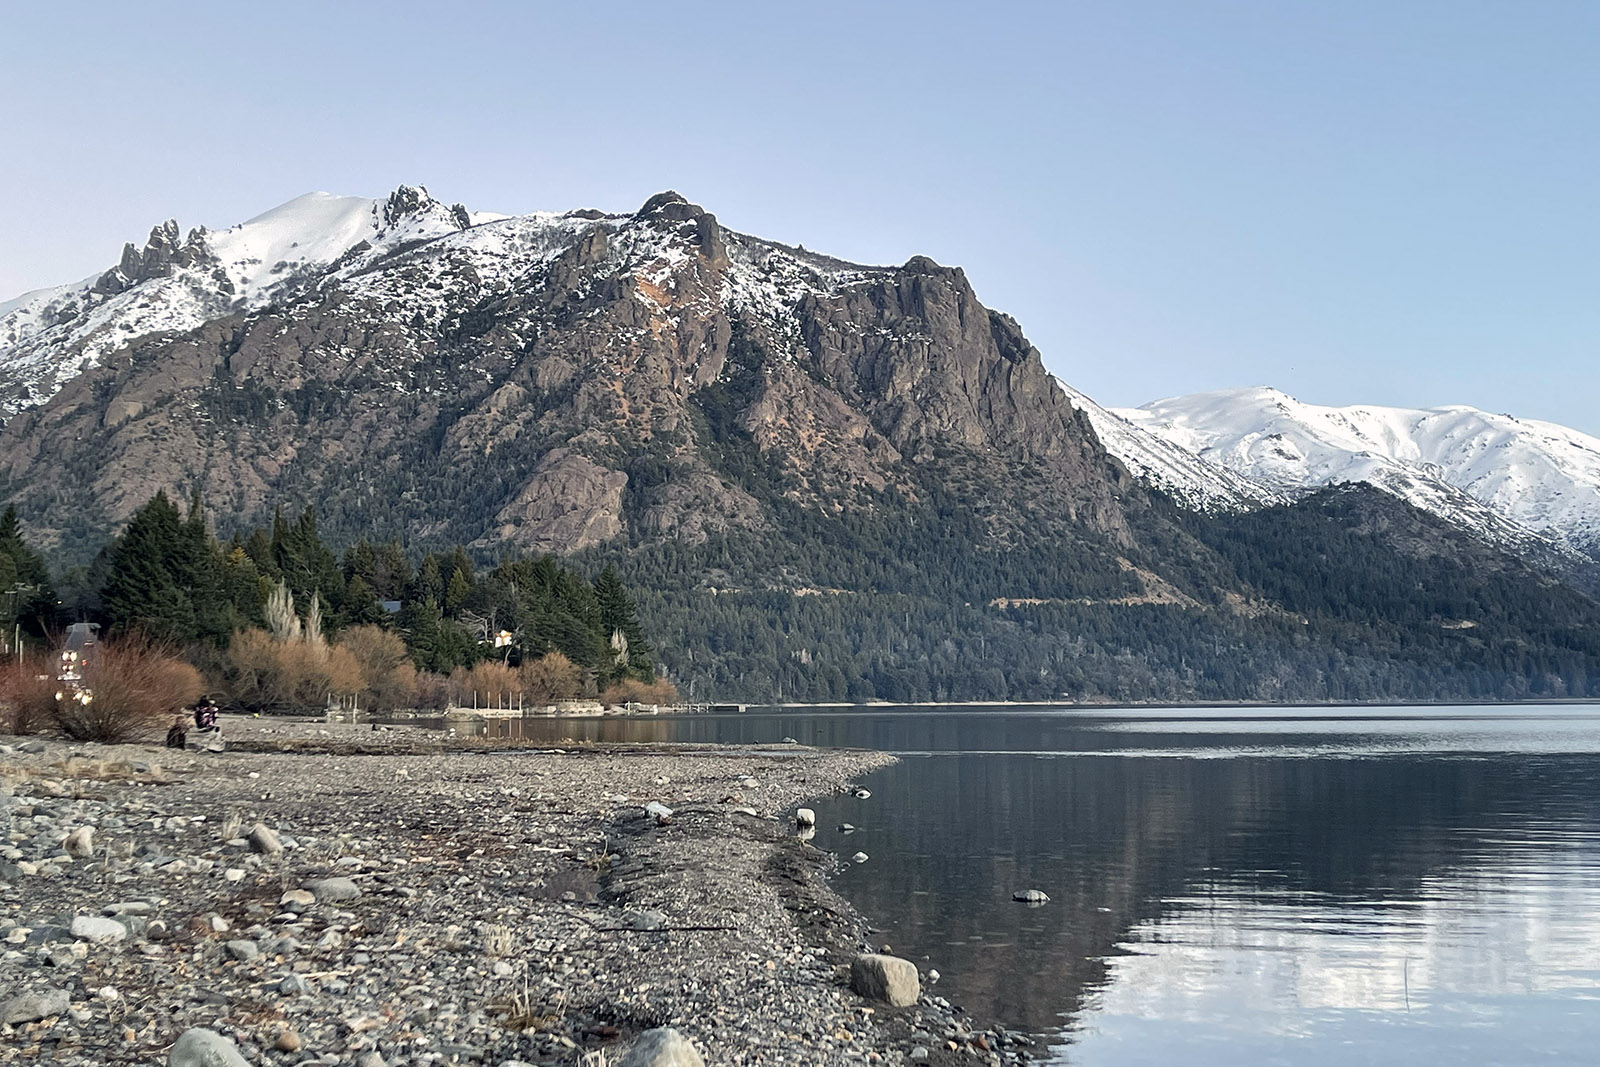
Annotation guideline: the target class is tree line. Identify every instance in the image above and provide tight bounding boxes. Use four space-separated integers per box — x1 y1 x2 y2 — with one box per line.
2 493 666 714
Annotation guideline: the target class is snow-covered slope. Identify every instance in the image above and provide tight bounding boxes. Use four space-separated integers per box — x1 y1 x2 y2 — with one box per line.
1119 387 1600 559
1059 383 1282 512
0 186 468 415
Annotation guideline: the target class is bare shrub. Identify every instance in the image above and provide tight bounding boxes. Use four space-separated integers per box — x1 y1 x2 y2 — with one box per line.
56 637 204 743
337 625 416 710
0 652 61 735
598 677 679 707
519 652 583 705
450 661 521 709
411 671 453 710
220 627 364 713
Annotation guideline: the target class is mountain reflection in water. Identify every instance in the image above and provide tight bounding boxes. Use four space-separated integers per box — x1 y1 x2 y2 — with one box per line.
503 706 1600 1065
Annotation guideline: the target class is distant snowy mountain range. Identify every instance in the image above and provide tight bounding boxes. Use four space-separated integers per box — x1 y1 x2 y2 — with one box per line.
1063 385 1600 566
1 185 1596 578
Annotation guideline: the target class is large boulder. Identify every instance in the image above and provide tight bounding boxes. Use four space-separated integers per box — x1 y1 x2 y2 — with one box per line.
168 1028 251 1067
850 953 920 1006
246 823 282 854
70 915 128 943
63 826 94 858
0 987 70 1024
303 877 361 902
616 1027 705 1067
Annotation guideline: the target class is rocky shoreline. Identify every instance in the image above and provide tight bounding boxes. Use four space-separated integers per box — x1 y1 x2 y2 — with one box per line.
0 718 1032 1066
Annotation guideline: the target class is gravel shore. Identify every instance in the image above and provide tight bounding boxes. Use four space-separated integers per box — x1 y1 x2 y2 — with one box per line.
0 718 1029 1067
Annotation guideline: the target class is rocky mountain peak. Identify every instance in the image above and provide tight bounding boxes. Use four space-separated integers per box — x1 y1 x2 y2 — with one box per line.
97 218 217 295
381 184 440 227
0 183 1140 557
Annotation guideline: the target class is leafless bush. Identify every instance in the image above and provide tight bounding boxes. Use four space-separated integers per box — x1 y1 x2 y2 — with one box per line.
219 627 363 712
0 652 60 735
519 652 583 705
56 636 205 743
337 625 416 710
598 677 679 707
450 661 521 709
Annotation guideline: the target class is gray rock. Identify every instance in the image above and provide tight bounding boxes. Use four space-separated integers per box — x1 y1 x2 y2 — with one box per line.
1012 889 1050 904
910 1047 929 1062
279 974 310 995
246 823 282 854
616 1027 705 1067
0 987 70 1024
303 877 361 902
224 939 259 961
63 826 94 858
168 1027 251 1067
850 953 921 1006
103 901 153 916
795 807 816 827
279 889 316 912
70 915 128 943
356 1054 387 1067
851 851 870 863
18 740 46 754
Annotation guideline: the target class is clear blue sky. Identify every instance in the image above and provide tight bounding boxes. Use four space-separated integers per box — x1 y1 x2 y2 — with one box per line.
4 1 1596 432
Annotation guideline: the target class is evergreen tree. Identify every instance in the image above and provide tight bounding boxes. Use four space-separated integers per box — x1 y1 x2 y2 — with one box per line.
0 505 58 639
372 539 412 601
343 575 387 627
100 492 195 642
596 563 652 680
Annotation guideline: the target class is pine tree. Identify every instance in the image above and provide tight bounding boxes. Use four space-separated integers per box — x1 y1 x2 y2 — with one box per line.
101 492 195 642
595 564 652 680
343 576 387 627
0 505 57 638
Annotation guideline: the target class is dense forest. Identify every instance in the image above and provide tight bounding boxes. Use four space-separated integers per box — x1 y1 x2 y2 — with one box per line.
583 483 1600 705
8 474 1600 709
4 494 665 714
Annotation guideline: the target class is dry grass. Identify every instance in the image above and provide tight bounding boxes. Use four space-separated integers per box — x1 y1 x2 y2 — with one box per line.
492 982 567 1032
480 922 517 958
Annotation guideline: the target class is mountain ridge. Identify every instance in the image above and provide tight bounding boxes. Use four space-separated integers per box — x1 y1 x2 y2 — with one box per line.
3 185 1599 703
1114 387 1600 566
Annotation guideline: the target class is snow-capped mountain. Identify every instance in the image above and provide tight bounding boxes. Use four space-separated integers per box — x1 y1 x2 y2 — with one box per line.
1117 387 1600 560
0 185 1127 554
0 186 480 415
1058 383 1283 513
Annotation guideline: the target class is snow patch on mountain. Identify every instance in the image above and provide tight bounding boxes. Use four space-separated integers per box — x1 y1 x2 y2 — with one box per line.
1120 387 1600 558
1058 383 1278 512
0 186 468 416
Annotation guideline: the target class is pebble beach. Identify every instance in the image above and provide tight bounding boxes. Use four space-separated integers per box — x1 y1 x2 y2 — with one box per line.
0 718 1031 1067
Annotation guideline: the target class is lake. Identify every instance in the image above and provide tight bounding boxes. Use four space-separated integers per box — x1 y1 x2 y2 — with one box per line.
511 705 1600 1065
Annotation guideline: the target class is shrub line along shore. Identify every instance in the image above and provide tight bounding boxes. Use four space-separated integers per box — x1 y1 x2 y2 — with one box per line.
0 718 1029 1067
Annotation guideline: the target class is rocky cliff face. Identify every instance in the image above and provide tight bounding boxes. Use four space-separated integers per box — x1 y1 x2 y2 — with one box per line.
0 187 1137 559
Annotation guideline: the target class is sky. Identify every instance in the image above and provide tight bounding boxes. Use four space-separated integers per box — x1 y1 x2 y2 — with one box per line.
3 0 1596 433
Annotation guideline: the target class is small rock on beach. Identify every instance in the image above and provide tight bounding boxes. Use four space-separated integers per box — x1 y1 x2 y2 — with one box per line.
617 1026 706 1067
169 1027 250 1067
850 953 921 1007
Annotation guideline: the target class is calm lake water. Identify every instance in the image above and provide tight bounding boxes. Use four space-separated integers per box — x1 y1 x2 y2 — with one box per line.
509 705 1600 1065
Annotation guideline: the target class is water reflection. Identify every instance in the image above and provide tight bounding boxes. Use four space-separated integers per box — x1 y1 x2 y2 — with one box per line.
428 705 1600 1064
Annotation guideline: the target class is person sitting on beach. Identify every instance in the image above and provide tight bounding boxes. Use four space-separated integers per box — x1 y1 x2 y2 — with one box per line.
165 715 187 749
193 696 220 732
